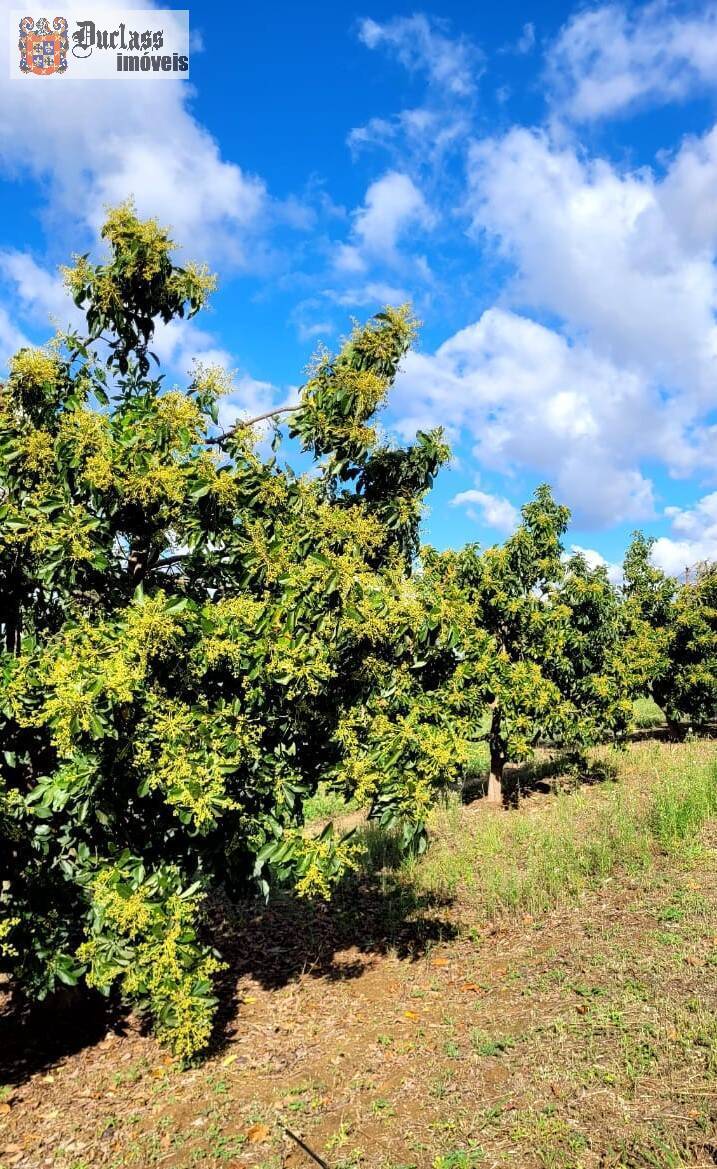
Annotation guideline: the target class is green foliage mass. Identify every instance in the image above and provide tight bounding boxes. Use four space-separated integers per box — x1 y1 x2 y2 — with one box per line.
622 533 717 735
423 485 632 800
0 204 460 1058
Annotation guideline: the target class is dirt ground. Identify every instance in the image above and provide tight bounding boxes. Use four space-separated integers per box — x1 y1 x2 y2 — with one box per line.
2 742 717 1169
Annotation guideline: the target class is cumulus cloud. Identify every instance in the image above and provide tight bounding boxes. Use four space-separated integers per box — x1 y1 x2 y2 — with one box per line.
451 488 519 532
389 307 660 527
467 127 717 411
569 544 623 584
349 16 477 178
651 493 717 575
0 308 30 369
546 2 717 121
0 252 77 325
334 171 434 274
0 0 269 267
515 22 536 55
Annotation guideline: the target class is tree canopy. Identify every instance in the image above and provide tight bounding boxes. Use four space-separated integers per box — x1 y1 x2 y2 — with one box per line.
622 533 717 736
0 205 461 1059
424 486 631 802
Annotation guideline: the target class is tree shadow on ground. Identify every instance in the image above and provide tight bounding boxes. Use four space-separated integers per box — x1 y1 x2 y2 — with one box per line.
207 859 456 1055
462 750 620 808
628 720 717 743
0 859 456 1083
0 984 130 1087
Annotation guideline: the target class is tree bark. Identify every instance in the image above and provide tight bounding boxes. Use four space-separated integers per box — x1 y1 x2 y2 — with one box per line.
665 715 688 742
486 750 504 804
486 704 505 804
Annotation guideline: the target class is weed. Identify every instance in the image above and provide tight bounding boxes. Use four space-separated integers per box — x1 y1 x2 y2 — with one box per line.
433 1145 484 1168
371 1097 397 1117
470 1028 515 1056
410 749 717 922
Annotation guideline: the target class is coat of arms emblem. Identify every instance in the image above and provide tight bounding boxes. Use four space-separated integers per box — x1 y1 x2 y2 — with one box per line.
18 16 69 75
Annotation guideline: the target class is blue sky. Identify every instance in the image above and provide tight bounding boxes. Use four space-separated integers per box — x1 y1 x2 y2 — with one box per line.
3 1 717 575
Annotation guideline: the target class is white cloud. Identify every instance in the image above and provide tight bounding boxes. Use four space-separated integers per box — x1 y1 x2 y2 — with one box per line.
546 2 717 121
350 18 475 178
218 374 285 434
335 172 434 274
389 306 660 527
467 126 717 420
347 107 470 169
569 544 623 584
652 492 717 574
328 281 409 308
152 318 232 379
331 172 434 290
357 15 482 98
0 308 30 370
0 252 75 325
451 488 518 532
514 22 536 55
0 1 268 267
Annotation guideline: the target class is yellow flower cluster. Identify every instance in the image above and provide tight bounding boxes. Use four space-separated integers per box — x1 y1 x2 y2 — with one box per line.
102 201 173 281
200 596 265 670
17 596 183 756
61 254 93 300
134 697 259 830
125 462 186 508
172 262 218 303
21 430 54 473
59 408 114 490
156 390 203 438
210 471 240 506
79 873 224 1061
293 832 364 900
0 916 19 959
191 361 235 401
7 349 61 409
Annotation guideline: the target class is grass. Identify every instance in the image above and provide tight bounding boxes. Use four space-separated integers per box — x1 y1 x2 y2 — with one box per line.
632 696 667 729
402 742 717 919
303 782 359 823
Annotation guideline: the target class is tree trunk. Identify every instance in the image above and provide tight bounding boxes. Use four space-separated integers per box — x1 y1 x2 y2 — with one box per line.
665 715 688 742
486 704 505 804
487 749 504 804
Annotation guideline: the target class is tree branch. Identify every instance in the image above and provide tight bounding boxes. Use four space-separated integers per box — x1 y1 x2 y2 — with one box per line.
153 554 188 569
205 403 303 446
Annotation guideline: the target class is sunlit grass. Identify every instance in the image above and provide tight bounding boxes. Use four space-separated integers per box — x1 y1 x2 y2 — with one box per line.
397 741 717 920
633 695 666 728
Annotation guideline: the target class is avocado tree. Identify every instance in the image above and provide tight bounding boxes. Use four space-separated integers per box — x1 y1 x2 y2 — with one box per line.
424 486 631 803
0 204 460 1058
622 534 717 736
